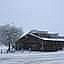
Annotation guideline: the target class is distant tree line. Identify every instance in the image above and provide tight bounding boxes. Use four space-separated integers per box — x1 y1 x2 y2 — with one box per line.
0 24 23 50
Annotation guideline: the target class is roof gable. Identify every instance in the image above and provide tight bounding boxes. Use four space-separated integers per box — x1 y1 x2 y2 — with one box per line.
18 30 64 42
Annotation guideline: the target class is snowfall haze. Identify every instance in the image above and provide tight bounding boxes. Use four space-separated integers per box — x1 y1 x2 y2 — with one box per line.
0 0 64 33
0 51 64 64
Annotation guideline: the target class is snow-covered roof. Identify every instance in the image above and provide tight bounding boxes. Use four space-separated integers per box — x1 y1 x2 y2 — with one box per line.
30 33 64 41
18 31 29 40
41 37 64 41
18 31 64 42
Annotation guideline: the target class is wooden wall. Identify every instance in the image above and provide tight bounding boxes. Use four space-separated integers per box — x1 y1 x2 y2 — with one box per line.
15 34 42 51
15 34 64 51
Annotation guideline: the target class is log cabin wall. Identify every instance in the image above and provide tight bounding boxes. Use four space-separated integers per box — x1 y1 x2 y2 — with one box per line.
15 33 64 51
43 40 57 51
15 34 42 51
42 40 64 51
22 35 42 51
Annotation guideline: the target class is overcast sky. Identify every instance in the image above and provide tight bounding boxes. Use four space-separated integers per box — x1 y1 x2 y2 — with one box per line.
0 0 64 33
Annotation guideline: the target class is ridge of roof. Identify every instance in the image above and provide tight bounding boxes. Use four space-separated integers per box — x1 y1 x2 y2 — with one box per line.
30 33 64 41
19 31 29 39
29 33 41 39
17 31 64 42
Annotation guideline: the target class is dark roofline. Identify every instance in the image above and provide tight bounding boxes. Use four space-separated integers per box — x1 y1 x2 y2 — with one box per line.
17 30 64 42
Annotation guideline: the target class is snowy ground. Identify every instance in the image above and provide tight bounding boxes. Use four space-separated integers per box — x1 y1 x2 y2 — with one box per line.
0 51 64 64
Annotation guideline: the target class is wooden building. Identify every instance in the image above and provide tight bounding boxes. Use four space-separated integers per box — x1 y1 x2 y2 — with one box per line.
15 30 64 51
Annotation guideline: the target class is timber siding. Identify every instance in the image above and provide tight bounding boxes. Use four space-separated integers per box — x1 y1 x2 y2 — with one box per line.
15 30 64 51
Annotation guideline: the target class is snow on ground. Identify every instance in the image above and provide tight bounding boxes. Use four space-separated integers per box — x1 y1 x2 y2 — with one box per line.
0 51 64 64
0 45 8 49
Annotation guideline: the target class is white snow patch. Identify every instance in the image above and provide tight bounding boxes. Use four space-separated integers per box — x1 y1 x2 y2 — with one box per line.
0 51 64 64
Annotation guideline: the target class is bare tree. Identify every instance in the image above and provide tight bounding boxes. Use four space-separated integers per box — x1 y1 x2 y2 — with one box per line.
0 24 23 51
